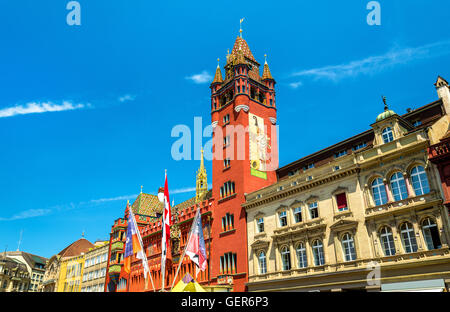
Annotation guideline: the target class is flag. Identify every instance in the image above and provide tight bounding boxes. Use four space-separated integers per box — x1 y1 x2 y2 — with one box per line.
123 201 151 285
185 208 207 273
161 172 172 281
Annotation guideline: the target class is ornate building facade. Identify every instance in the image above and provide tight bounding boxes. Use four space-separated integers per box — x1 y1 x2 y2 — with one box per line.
80 241 109 292
40 238 94 292
244 78 450 292
0 255 31 292
4 251 47 292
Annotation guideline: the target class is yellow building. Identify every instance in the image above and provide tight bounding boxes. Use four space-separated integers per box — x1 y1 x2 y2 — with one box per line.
244 77 450 292
57 254 85 292
41 238 94 292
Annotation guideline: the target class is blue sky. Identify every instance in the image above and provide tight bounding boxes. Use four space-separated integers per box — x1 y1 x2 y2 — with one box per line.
1 1 449 258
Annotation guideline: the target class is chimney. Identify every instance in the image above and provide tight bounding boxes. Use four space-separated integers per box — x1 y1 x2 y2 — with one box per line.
435 76 450 115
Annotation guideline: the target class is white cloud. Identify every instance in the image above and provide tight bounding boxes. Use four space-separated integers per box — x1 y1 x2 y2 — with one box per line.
171 187 196 194
0 209 52 221
0 101 89 118
289 81 303 89
88 194 139 204
185 70 213 84
290 40 450 86
118 94 136 103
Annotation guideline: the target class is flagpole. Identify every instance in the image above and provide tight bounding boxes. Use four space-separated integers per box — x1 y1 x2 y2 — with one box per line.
161 169 167 291
170 207 200 290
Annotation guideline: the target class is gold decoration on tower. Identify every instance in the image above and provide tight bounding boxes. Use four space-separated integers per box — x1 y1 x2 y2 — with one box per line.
196 148 208 203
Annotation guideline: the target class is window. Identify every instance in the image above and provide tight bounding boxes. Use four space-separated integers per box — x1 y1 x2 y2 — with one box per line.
372 178 388 206
223 136 230 147
296 243 307 268
334 166 341 171
308 202 319 219
422 218 442 250
382 127 394 143
257 218 264 233
303 163 314 171
288 169 299 176
221 213 234 231
390 172 408 201
220 252 237 274
312 240 325 266
293 207 302 223
220 181 235 198
341 233 356 261
223 114 230 125
281 246 291 271
279 211 288 227
380 227 396 256
223 158 231 169
400 222 418 253
258 251 267 274
411 165 430 196
352 142 367 151
334 150 347 158
269 99 273 106
413 120 422 127
307 176 313 181
336 193 348 211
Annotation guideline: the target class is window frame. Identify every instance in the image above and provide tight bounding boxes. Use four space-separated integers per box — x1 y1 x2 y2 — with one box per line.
382 127 394 144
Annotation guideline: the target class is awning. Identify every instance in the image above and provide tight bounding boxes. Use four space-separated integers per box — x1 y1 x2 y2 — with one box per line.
381 279 445 292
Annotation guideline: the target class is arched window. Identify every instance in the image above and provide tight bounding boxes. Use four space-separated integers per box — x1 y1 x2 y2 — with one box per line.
382 127 394 143
411 166 430 196
372 178 388 206
296 243 307 268
400 222 418 253
312 240 325 266
258 251 267 274
281 246 291 271
390 172 408 201
379 226 396 256
341 233 356 261
422 218 442 250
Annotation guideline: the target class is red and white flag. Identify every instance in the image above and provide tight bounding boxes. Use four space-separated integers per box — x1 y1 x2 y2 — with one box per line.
161 172 171 284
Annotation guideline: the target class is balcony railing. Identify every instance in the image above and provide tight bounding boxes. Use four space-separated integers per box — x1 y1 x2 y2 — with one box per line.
429 140 450 159
365 191 441 217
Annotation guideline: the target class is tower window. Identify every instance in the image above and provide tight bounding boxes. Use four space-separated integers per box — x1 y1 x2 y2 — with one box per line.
222 213 234 231
223 158 231 169
220 181 235 198
223 114 230 125
269 99 273 106
223 136 230 147
220 252 237 274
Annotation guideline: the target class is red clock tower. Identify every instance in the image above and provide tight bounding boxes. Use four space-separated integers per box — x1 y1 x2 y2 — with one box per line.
209 31 278 291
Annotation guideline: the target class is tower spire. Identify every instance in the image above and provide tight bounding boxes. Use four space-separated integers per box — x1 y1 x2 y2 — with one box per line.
212 58 223 84
262 53 274 80
196 147 208 203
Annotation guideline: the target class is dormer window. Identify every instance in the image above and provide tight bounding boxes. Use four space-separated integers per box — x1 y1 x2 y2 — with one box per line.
382 127 394 143
334 150 347 158
223 114 230 125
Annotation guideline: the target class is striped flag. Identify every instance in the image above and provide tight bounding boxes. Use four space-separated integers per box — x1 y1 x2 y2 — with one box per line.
185 207 207 274
161 172 171 287
123 201 152 289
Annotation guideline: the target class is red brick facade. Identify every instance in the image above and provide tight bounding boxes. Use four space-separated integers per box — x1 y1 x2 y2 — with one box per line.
104 34 278 292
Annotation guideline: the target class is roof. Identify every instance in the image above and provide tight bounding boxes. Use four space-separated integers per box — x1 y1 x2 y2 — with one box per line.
376 109 396 122
231 36 256 62
131 193 164 216
212 64 223 84
262 62 273 80
172 189 212 213
57 238 95 258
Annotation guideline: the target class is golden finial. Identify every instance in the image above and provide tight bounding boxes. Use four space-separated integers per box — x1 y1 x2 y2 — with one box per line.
264 54 267 64
140 185 143 194
239 18 245 38
217 58 220 67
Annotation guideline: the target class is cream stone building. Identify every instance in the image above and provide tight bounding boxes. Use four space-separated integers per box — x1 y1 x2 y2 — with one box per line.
5 251 47 292
0 255 31 292
81 241 109 292
244 77 450 292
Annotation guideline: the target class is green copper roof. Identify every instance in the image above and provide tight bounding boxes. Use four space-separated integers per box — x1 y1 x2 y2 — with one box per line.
376 109 396 122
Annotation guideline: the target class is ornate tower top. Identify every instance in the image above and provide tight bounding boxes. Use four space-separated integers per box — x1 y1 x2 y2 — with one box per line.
196 148 208 202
